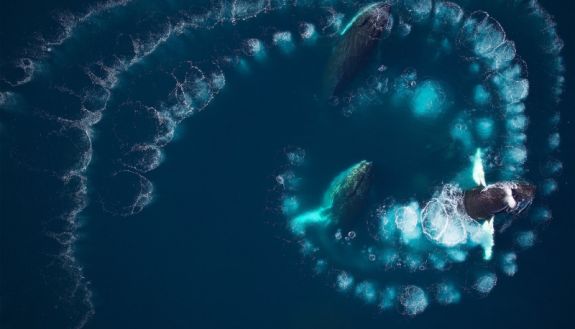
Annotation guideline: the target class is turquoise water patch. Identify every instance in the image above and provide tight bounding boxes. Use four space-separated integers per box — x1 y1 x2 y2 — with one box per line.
410 80 447 118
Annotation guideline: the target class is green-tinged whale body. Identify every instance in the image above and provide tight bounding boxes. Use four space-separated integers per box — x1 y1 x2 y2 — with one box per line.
324 3 392 98
323 160 374 227
290 161 373 235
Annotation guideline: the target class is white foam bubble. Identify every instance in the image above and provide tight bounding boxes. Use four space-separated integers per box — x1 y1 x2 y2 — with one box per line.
473 273 497 295
400 285 428 316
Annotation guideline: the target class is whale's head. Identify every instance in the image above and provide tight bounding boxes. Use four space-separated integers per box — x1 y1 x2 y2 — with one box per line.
508 182 536 216
339 3 391 37
328 160 373 203
354 3 392 40
325 160 374 228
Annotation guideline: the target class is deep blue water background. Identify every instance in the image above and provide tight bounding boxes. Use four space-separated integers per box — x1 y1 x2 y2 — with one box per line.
1 1 575 328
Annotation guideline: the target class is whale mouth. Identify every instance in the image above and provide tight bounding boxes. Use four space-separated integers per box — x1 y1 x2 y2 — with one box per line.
339 3 390 37
509 183 536 215
510 198 533 216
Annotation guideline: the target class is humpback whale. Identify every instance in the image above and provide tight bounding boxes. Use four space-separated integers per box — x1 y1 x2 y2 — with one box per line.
463 182 535 221
324 160 374 228
289 161 373 235
324 3 393 98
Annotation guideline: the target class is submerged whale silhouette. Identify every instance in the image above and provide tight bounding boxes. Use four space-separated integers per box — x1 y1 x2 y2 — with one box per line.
324 3 392 98
324 160 374 227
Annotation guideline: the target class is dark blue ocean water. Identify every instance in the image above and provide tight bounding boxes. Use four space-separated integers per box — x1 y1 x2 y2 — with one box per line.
1 1 574 329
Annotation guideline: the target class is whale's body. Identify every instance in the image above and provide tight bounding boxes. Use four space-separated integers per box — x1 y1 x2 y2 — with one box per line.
324 161 373 227
290 161 373 235
324 3 392 98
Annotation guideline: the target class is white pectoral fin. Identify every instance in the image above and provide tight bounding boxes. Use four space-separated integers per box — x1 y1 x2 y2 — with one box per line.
481 217 495 261
483 217 495 234
503 186 517 209
472 148 487 187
